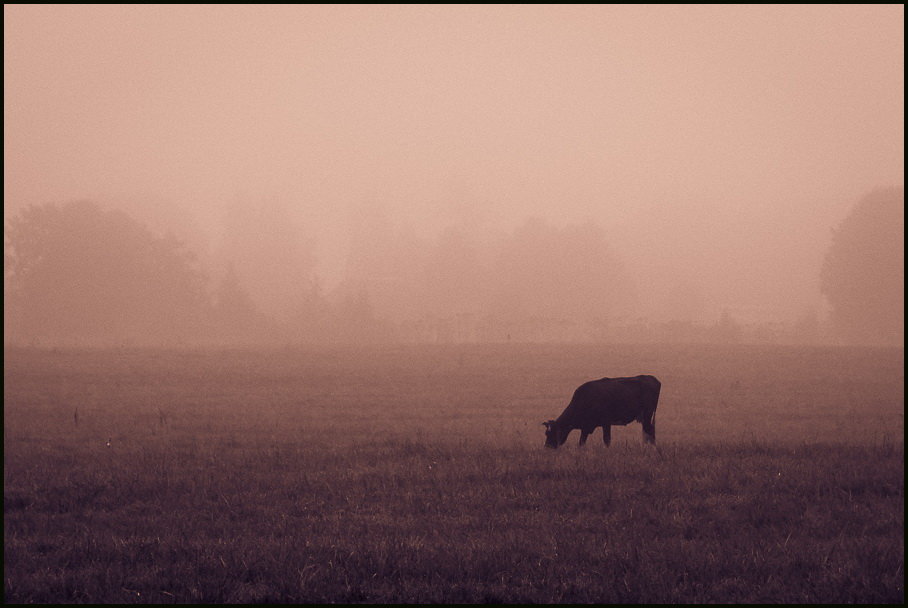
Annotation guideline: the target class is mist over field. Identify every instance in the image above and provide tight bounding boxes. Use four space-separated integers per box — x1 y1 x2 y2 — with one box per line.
3 4 904 347
3 5 905 604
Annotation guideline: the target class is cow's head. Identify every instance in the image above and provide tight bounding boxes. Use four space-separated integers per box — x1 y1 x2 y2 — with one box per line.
542 420 562 448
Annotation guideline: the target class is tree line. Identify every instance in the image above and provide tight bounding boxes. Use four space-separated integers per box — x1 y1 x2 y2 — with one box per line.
2 199 633 346
4 187 903 346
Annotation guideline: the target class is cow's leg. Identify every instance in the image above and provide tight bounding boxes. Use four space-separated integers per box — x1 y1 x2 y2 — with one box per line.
602 425 611 447
579 429 590 446
642 418 656 444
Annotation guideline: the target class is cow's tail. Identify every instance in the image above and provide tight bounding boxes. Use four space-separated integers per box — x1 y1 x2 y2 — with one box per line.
643 377 660 444
650 377 661 427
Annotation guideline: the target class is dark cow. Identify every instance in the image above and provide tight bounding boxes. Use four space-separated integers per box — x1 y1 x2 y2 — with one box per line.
543 375 661 448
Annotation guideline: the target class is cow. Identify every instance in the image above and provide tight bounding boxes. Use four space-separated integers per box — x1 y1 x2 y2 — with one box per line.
543 375 661 448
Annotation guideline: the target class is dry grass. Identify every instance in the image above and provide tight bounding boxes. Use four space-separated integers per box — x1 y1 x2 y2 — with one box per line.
4 343 904 603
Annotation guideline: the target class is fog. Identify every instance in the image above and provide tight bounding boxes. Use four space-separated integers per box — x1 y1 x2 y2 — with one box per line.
4 5 904 345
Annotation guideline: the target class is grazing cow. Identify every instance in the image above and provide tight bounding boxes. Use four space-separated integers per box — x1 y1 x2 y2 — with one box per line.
543 375 661 448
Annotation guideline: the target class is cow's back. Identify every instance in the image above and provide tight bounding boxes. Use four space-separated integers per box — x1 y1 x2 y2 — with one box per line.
559 375 660 427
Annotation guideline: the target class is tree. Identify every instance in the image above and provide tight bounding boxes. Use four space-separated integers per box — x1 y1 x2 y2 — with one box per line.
342 204 426 324
493 217 636 328
219 198 318 324
4 200 210 345
210 262 280 344
820 187 904 345
419 226 489 319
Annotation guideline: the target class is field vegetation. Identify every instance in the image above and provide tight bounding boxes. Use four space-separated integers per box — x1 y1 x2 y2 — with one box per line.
4 343 904 603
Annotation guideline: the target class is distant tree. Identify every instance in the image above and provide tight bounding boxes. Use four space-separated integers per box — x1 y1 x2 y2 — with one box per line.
326 284 391 343
219 198 318 323
282 276 333 343
214 264 258 321
342 204 434 325
334 211 637 342
493 217 636 328
711 309 742 343
792 307 821 344
419 226 489 319
4 200 210 345
210 263 280 344
820 187 904 345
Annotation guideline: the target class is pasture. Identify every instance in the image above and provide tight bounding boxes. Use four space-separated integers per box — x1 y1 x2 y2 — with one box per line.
4 343 904 603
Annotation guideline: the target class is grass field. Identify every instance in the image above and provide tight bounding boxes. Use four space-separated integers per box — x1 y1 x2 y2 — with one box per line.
4 343 904 603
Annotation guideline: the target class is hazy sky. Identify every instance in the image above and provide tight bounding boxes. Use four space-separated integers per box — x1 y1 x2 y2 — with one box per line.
4 4 904 322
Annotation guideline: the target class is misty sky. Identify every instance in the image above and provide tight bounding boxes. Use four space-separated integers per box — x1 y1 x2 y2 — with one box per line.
4 4 904 323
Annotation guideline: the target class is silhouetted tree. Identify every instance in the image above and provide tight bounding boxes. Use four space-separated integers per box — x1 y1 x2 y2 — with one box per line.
820 187 904 345
4 200 209 345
